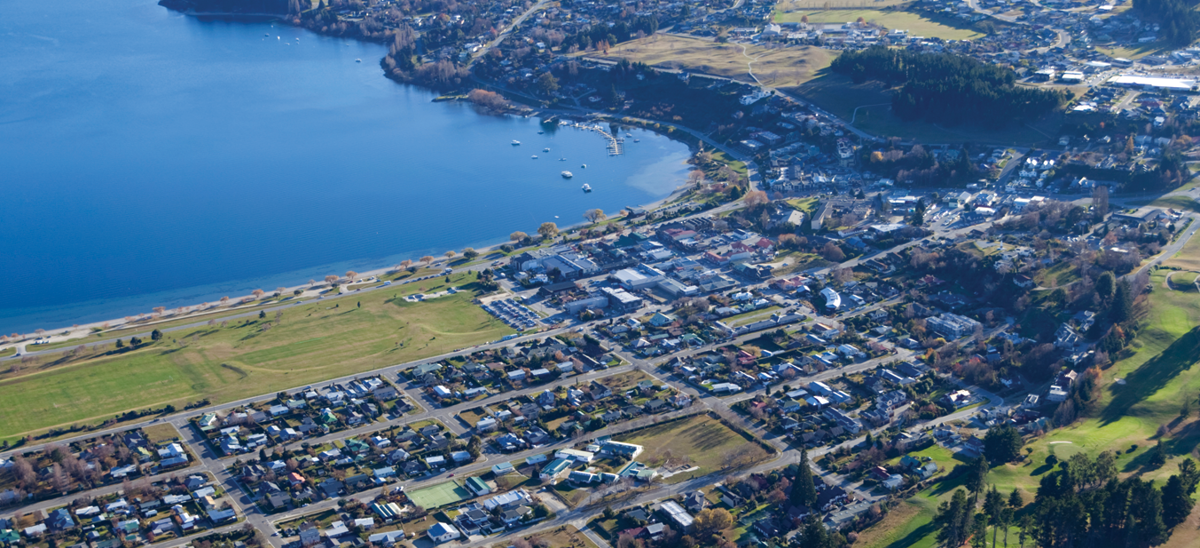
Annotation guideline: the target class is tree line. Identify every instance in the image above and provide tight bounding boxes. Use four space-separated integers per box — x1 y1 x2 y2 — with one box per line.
935 450 1199 548
1132 0 1200 46
830 46 1067 126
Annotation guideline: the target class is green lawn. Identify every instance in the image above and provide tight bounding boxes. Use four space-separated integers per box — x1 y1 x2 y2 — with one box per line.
774 8 984 41
0 278 512 442
1035 261 1079 288
724 306 784 327
858 270 1200 546
616 414 768 478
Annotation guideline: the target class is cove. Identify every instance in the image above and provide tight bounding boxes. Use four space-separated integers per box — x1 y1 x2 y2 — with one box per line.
0 0 690 334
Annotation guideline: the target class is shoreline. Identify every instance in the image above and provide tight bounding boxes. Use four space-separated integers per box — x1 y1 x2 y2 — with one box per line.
0 121 696 349
0 5 724 345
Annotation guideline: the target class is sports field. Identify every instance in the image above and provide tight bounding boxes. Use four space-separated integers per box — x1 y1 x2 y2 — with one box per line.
591 35 833 87
0 275 513 442
407 480 472 509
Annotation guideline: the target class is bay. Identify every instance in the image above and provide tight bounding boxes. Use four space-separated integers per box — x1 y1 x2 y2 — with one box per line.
0 0 689 334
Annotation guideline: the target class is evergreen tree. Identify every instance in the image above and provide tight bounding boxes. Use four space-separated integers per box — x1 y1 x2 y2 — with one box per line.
984 425 1023 463
966 457 989 497
791 450 818 508
1009 488 1024 509
970 513 988 548
151 329 163 341
1162 474 1194 528
1110 279 1133 324
935 489 971 547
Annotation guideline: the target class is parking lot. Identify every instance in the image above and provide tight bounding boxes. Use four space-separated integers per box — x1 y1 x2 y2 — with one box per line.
480 297 543 331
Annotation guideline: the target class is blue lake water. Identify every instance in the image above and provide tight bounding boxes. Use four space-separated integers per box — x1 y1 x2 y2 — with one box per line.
0 0 690 334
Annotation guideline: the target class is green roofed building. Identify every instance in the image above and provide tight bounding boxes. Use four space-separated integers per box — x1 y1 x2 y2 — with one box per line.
465 476 491 496
540 458 571 482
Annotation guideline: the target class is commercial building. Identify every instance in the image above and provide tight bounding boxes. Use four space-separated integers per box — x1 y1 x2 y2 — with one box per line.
927 313 981 340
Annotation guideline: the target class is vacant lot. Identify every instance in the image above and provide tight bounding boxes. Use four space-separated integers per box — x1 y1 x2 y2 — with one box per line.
592 35 833 87
784 70 1059 146
617 414 768 478
0 278 512 442
142 423 183 444
775 7 984 41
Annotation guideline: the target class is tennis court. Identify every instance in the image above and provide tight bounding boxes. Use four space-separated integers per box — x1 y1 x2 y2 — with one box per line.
407 480 472 509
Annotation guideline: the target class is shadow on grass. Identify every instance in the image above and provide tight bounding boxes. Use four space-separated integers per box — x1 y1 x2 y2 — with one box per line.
1030 463 1054 476
1100 327 1200 425
888 521 939 548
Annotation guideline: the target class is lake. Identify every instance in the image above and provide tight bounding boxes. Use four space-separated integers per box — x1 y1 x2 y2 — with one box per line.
0 0 690 334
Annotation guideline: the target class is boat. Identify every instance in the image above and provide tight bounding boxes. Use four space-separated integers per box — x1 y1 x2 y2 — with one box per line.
626 133 633 137
531 155 538 159
355 58 361 62
561 171 573 179
581 164 587 168
559 157 566 161
581 184 592 193
543 148 550 152
511 140 520 145
634 139 640 142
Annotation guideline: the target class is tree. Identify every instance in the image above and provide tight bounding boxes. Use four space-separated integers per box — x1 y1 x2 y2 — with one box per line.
150 329 163 341
1092 185 1109 221
536 72 560 96
935 489 971 548
983 425 1023 464
259 311 267 319
324 275 338 285
912 197 927 226
538 222 559 240
821 241 846 262
584 208 607 224
1162 474 1194 528
970 513 988 548
791 450 818 508
345 271 358 281
444 251 456 259
693 508 733 540
510 231 528 243
744 190 769 208
252 289 265 299
420 256 434 265
1110 279 1133 323
1150 439 1168 468
462 248 479 260
966 457 988 496
1009 488 1024 509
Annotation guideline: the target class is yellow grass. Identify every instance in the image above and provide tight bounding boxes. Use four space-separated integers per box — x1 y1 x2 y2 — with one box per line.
591 34 834 87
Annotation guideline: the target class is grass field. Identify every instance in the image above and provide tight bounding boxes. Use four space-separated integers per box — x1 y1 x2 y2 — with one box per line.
592 35 833 87
142 423 182 444
783 71 1060 146
859 269 1200 547
408 480 473 509
0 276 513 442
1035 261 1080 288
1167 231 1200 270
774 7 984 41
504 525 598 548
616 415 768 478
725 306 784 327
